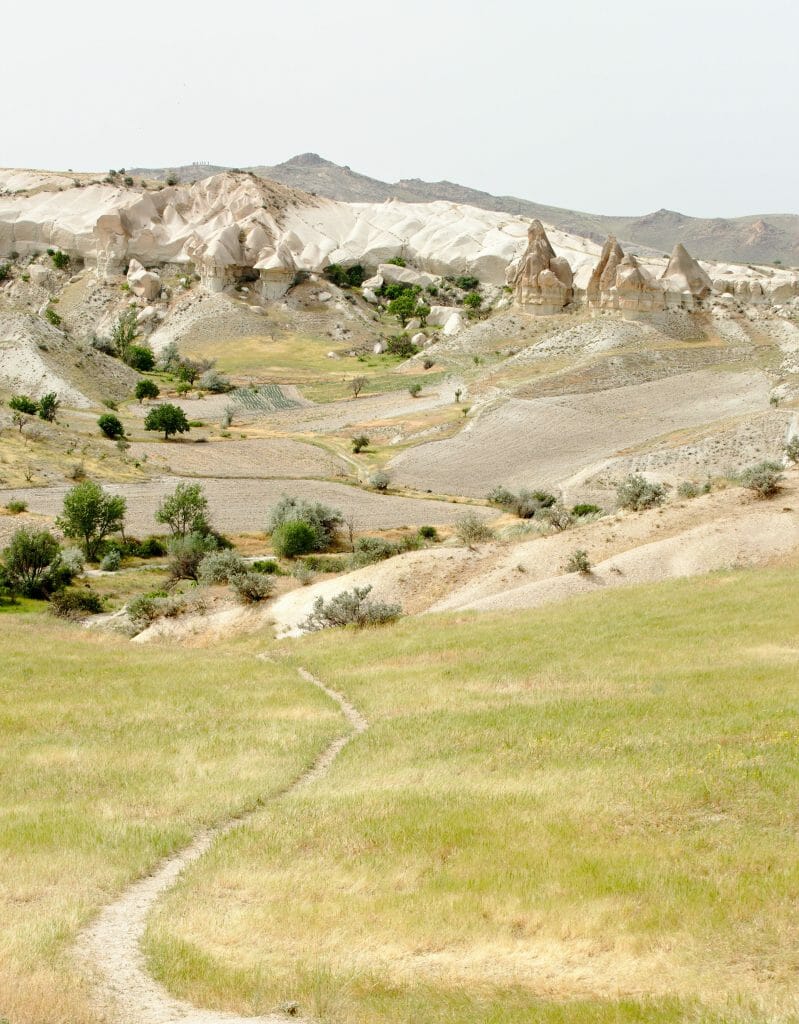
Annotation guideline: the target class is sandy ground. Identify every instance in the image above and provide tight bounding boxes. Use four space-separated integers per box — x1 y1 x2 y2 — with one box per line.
387 369 771 496
0 477 491 534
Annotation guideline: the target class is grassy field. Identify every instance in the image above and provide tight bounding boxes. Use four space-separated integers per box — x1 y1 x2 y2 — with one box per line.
0 617 340 1024
145 567 799 1024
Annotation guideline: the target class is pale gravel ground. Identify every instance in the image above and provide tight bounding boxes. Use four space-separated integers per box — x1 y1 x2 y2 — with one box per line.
0 477 491 534
387 369 771 496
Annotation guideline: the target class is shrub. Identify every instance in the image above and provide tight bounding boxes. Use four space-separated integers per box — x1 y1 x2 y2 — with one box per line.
566 549 591 574
50 250 70 270
301 585 402 632
44 308 62 327
127 535 167 559
167 532 216 582
57 481 126 561
677 481 701 499
230 571 275 603
455 275 479 291
386 335 419 358
487 486 556 519
267 496 343 552
8 395 38 415
387 293 422 327
418 525 438 541
272 520 318 558
369 471 390 491
50 587 103 619
125 345 155 372
422 357 434 369
198 549 247 585
349 376 367 398
37 392 59 421
98 413 124 439
301 554 346 572
572 503 603 517
351 536 398 567
0 262 11 282
463 291 482 310
738 461 783 498
538 503 573 531
144 403 190 439
5 499 28 514
324 263 365 288
60 547 84 576
292 562 314 585
785 437 799 463
100 548 121 572
252 559 282 575
386 256 407 268
198 368 231 393
456 510 494 548
134 379 160 403
616 474 666 511
352 434 370 453
156 482 210 538
408 382 423 398
127 591 185 631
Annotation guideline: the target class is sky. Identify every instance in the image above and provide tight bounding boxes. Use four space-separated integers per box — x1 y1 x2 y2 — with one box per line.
4 0 797 218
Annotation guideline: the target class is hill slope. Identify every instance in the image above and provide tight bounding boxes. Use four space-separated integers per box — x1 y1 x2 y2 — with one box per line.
130 153 799 266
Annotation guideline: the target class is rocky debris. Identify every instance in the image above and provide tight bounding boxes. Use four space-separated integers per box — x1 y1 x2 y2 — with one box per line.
126 259 161 300
511 220 574 314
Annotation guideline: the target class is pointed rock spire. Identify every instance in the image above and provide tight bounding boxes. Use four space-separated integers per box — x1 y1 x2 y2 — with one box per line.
513 220 573 313
660 243 713 298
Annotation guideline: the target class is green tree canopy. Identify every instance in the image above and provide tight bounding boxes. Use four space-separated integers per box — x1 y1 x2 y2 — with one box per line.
57 481 126 561
144 403 190 440
156 482 210 538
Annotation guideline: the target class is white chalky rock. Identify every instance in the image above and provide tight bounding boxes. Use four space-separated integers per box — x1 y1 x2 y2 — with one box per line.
443 312 464 336
126 258 161 300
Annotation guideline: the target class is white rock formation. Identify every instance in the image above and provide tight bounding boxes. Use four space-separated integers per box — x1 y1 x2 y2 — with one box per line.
126 259 161 300
510 220 574 314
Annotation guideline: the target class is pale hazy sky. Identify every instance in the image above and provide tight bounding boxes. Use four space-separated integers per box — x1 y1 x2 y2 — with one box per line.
5 0 797 217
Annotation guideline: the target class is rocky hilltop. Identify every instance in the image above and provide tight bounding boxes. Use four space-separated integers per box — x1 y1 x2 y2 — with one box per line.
128 154 799 266
2 169 797 318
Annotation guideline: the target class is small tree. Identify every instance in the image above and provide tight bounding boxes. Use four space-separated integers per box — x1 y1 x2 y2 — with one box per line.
56 481 126 561
125 345 155 372
98 413 124 439
111 308 139 357
349 376 368 399
37 393 59 422
156 482 210 538
1 527 62 597
144 403 190 440
267 496 343 552
158 341 181 373
369 471 390 491
351 434 370 453
387 292 419 327
134 379 160 403
9 395 38 415
456 510 494 549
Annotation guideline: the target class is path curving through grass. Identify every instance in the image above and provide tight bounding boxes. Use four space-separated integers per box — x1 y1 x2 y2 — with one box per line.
74 663 367 1024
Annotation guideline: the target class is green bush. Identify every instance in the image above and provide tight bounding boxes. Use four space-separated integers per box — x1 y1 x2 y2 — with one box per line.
463 291 482 309
386 335 419 358
455 275 479 291
0 262 11 282
272 520 318 558
8 395 38 415
167 532 215 582
408 382 423 398
230 571 274 603
1 526 65 597
418 525 438 541
50 251 70 270
251 558 282 575
100 548 121 572
37 392 59 421
198 368 231 393
126 591 185 631
98 413 124 439
300 554 347 573
572 503 603 517
324 263 365 288
487 486 556 519
5 499 28 514
144 403 190 440
50 587 103 618
456 510 494 548
301 585 402 632
738 461 784 498
44 308 62 327
351 434 370 453
351 536 398 567
135 379 160 403
386 256 407 267
266 496 343 552
125 345 155 372
616 474 666 511
369 471 390 491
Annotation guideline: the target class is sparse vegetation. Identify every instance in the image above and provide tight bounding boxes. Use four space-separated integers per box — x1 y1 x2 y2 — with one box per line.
456 510 494 548
738 460 783 498
566 548 591 573
616 473 666 511
44 307 62 327
301 584 402 631
4 499 28 515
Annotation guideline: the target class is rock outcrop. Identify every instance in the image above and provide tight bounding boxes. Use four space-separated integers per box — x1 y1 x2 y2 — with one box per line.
126 259 161 300
660 243 714 307
512 220 574 314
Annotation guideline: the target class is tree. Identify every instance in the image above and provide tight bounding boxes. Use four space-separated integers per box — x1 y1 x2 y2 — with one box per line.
349 376 367 399
387 292 419 327
351 434 370 453
144 403 190 440
1 527 62 597
271 520 318 558
57 481 126 561
111 308 138 356
158 340 181 373
98 414 124 439
124 345 155 372
134 378 160 403
156 482 210 538
37 393 59 422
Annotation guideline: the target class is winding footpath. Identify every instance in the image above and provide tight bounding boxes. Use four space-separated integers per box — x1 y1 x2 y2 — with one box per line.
74 664 368 1024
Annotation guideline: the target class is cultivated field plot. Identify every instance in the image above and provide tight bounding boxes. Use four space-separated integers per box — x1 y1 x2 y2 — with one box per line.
126 438 342 479
0 617 339 1024
388 369 771 495
0 477 491 534
147 569 799 1024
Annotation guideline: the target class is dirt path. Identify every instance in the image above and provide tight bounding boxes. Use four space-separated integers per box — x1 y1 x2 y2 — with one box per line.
74 663 367 1024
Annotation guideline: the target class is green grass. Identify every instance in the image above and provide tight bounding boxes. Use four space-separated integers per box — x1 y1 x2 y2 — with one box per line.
0 617 340 1024
0 594 49 614
146 568 799 1024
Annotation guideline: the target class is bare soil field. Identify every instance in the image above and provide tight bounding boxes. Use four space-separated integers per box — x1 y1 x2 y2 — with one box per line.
387 369 772 496
126 438 343 479
0 476 491 535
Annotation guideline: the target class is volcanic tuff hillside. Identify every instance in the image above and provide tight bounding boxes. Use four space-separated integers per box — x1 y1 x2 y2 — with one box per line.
129 153 799 266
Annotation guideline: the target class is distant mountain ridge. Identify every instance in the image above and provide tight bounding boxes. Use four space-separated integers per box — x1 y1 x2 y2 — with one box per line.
129 154 799 267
